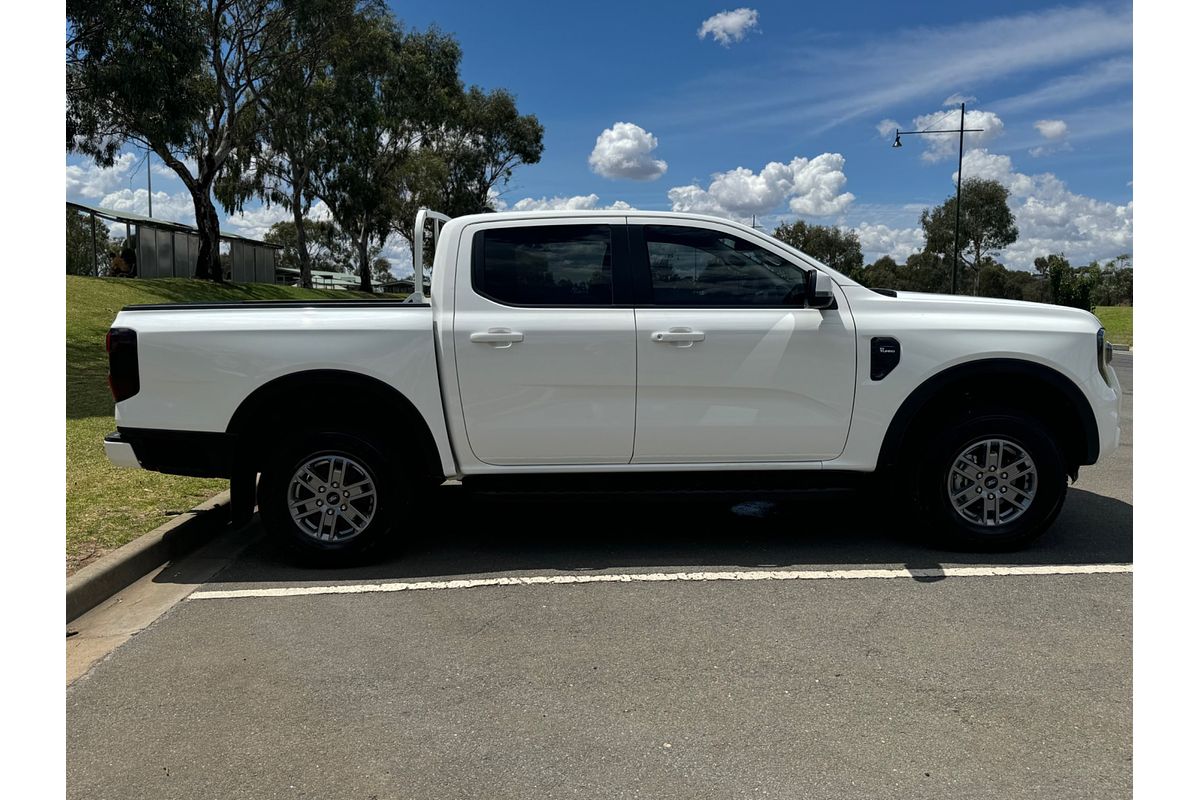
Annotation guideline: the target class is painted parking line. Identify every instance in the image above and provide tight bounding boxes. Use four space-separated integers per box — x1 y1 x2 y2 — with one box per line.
189 563 1132 601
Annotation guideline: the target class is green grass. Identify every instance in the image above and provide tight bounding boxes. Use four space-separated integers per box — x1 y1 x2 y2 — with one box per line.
66 276 381 573
1093 306 1133 347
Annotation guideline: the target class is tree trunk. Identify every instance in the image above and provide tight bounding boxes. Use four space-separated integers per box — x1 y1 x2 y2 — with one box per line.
293 195 312 290
192 187 223 282
357 231 373 293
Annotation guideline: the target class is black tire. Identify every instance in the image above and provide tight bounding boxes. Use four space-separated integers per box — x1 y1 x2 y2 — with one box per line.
258 432 400 564
911 411 1067 551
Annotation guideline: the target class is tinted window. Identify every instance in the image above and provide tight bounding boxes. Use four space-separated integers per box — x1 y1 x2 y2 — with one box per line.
643 225 808 306
477 225 612 305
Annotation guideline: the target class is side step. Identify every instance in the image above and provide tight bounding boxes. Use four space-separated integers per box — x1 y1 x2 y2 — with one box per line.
460 471 871 503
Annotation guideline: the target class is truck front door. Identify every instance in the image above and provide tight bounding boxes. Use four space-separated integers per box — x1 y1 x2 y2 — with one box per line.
629 220 857 463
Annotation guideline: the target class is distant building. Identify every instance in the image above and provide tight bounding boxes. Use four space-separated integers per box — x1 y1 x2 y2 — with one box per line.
377 277 429 295
274 267 364 290
67 201 282 283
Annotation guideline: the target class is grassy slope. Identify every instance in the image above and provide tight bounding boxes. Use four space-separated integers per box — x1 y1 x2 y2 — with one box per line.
66 276 379 573
1093 306 1133 346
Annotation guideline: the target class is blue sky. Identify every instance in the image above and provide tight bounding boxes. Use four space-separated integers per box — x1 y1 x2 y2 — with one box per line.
64 0 1133 273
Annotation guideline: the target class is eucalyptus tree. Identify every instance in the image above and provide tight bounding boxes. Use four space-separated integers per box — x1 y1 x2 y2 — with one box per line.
771 220 864 276
394 85 545 279
409 87 544 218
920 178 1018 295
68 0 295 280
264 218 390 279
216 0 362 288
264 219 356 273
309 14 462 292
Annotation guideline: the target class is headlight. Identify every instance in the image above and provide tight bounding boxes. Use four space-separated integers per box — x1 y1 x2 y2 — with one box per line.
1097 328 1111 383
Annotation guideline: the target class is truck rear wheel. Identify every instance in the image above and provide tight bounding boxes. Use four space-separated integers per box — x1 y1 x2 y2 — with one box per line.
258 432 399 563
913 411 1068 550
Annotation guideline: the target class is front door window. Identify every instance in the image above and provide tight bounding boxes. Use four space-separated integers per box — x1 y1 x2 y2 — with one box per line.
644 225 809 306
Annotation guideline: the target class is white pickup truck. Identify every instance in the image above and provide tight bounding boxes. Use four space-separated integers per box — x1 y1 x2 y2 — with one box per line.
104 209 1121 557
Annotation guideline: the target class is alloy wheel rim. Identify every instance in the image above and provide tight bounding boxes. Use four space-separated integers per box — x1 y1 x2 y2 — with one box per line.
945 437 1038 528
287 453 377 542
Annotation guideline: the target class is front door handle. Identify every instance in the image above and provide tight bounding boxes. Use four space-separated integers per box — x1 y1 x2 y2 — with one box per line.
470 328 524 347
651 328 705 346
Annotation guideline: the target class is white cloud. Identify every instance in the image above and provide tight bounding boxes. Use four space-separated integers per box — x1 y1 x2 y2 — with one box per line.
97 188 196 225
955 148 1132 266
851 223 925 263
697 8 760 46
876 118 900 139
910 109 1004 163
221 204 292 240
151 156 197 179
1034 119 1069 140
588 122 668 181
943 93 977 107
66 153 138 199
223 200 333 241
509 194 633 212
956 149 1028 191
1029 119 1071 155
668 153 854 222
379 233 413 278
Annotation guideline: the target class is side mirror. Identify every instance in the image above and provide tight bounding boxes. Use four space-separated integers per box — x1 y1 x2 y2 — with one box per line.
806 270 835 309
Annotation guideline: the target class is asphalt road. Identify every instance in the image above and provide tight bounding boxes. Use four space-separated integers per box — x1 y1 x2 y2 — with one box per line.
67 353 1133 800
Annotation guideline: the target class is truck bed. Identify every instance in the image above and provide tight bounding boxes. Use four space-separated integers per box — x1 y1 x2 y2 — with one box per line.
112 302 445 440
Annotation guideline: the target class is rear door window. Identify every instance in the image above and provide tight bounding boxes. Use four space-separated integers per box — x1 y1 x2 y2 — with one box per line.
474 225 613 306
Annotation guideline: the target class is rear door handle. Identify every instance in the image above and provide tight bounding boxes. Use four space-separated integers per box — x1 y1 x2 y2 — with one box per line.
470 328 524 346
651 328 705 346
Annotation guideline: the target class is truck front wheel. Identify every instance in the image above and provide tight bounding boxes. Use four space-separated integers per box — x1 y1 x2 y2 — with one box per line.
258 432 399 563
914 412 1068 550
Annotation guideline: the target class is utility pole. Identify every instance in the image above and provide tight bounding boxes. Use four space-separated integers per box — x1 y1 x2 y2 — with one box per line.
146 147 153 218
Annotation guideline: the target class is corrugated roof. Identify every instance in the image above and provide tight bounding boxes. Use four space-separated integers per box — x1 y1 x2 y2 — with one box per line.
67 200 283 248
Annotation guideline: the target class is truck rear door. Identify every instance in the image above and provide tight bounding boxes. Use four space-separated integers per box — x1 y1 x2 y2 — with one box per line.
451 218 636 466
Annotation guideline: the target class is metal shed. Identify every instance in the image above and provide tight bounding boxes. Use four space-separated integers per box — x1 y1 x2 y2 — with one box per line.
67 201 282 282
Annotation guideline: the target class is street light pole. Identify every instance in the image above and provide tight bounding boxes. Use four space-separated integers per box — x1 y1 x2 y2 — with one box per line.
892 101 984 295
952 102 965 295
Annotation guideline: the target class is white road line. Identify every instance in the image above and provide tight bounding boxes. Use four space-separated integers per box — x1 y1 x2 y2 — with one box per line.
188 563 1132 601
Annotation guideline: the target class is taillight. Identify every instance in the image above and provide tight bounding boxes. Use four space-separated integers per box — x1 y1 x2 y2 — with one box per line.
107 327 140 402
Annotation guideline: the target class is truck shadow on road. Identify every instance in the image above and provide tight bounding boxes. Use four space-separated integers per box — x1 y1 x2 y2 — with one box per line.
187 485 1132 586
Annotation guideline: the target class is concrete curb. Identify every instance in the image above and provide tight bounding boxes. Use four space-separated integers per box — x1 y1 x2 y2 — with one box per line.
1111 344 1132 352
67 490 232 623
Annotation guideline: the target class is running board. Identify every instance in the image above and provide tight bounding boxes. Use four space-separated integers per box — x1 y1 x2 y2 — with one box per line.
460 471 871 502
